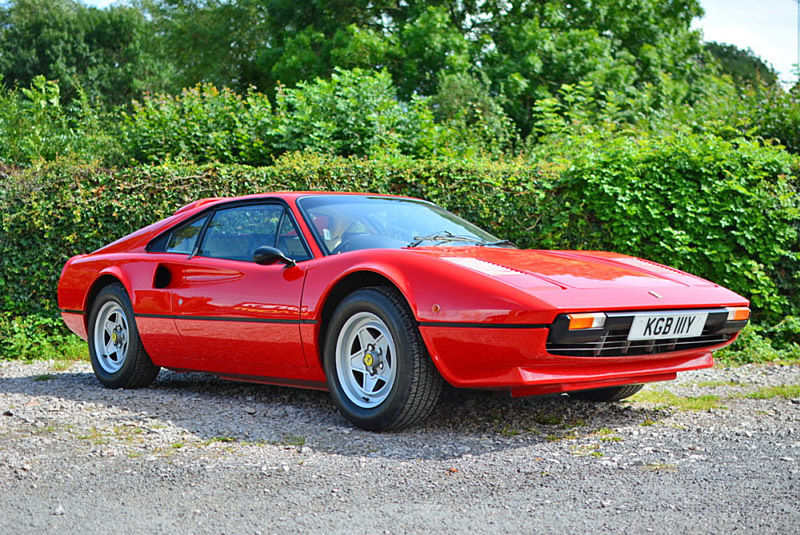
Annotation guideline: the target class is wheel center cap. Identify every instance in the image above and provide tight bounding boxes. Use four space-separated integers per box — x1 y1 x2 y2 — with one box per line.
111 332 118 343
363 352 374 367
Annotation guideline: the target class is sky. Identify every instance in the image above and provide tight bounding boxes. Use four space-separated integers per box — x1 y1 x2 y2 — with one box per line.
696 0 798 86
82 0 799 85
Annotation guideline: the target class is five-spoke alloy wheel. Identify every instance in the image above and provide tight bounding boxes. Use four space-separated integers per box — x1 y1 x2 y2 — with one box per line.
92 301 130 374
335 311 398 409
324 287 442 431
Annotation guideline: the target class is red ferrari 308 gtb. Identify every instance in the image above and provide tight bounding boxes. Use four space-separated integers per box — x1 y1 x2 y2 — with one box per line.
58 193 750 430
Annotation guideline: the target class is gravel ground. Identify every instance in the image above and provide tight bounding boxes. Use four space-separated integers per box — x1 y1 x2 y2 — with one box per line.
1 359 798 534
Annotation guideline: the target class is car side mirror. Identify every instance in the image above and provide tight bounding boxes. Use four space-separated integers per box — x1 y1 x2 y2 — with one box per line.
253 246 296 267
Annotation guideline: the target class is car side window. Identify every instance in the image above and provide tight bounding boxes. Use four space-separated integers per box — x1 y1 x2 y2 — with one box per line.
165 216 208 254
198 204 284 262
277 214 312 262
148 215 208 254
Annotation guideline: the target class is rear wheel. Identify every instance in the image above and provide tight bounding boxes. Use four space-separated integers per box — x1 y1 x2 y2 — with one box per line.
568 384 644 402
324 287 442 431
88 283 160 389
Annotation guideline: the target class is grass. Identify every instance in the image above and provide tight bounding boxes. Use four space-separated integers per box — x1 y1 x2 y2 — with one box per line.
544 431 579 442
279 434 307 446
630 390 725 411
33 374 55 381
592 427 622 442
75 425 145 445
624 381 800 413
50 360 75 371
560 418 585 429
742 384 800 400
76 427 109 445
532 413 562 425
693 380 741 388
500 426 520 437
570 443 603 457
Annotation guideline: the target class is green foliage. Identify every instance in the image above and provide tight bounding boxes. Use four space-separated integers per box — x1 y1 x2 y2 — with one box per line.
0 312 85 360
273 69 438 157
430 72 519 155
0 1 798 366
117 69 444 163
137 0 715 135
2 142 797 324
669 76 800 156
750 89 800 155
718 316 800 365
530 119 799 320
717 323 800 365
119 84 275 165
0 0 169 106
0 76 119 164
704 42 779 88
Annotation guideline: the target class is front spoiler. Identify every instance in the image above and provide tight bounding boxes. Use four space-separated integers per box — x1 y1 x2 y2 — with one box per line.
419 324 726 395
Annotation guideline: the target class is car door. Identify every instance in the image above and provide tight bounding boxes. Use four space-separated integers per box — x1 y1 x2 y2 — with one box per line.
136 213 210 367
169 202 313 377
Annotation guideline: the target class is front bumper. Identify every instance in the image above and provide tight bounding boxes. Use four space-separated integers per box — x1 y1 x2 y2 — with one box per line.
419 320 739 396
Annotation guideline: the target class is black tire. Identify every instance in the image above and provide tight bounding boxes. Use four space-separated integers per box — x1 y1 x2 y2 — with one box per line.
87 283 160 389
568 384 644 402
323 287 443 431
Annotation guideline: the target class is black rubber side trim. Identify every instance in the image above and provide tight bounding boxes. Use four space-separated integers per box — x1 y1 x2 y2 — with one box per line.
135 313 317 325
418 321 549 329
212 372 328 390
60 309 85 315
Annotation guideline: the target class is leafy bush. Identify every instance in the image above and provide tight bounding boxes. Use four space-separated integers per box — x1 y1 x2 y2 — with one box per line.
117 69 448 165
273 68 440 157
530 128 799 321
0 156 549 318
0 76 118 165
2 139 797 325
0 312 86 361
716 323 800 365
119 84 275 165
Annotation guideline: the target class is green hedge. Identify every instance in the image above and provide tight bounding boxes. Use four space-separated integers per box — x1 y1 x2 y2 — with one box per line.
1 132 798 329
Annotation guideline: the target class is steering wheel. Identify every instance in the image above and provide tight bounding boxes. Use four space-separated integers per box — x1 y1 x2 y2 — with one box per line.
331 221 372 254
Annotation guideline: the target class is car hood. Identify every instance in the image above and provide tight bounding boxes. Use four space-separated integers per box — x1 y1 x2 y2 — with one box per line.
411 247 716 290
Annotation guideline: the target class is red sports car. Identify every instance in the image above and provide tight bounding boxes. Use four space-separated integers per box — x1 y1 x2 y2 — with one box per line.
58 193 750 430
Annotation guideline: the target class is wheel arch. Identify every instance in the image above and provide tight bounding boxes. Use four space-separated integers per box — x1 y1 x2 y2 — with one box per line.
84 273 128 328
315 270 410 369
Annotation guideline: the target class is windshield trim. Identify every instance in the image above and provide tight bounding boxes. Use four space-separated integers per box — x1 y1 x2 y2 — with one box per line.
296 194 502 256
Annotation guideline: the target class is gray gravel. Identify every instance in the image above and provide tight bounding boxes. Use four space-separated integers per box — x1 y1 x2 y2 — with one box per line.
1 359 798 534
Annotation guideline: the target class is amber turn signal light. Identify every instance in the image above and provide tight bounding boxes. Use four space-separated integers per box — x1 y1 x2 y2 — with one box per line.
567 313 606 330
726 307 750 321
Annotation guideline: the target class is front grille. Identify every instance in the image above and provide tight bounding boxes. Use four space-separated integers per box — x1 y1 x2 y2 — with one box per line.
546 308 741 358
546 329 733 357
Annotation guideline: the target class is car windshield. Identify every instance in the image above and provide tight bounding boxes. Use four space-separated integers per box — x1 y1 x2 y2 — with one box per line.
298 195 511 255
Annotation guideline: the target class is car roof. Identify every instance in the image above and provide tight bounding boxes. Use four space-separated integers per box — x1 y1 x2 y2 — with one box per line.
173 191 416 216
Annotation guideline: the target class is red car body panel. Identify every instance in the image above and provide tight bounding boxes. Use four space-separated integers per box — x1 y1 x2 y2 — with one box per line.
58 192 749 396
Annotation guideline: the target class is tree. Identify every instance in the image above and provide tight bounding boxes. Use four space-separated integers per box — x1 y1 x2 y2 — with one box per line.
704 41 779 88
0 0 168 105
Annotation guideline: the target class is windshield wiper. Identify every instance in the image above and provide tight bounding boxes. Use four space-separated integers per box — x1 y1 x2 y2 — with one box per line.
479 239 517 248
408 231 488 248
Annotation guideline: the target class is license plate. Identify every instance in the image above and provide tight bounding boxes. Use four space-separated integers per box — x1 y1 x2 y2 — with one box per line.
628 312 708 341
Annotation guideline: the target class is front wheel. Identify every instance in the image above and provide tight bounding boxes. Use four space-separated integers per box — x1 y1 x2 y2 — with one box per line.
323 287 442 431
567 384 644 402
88 283 160 389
